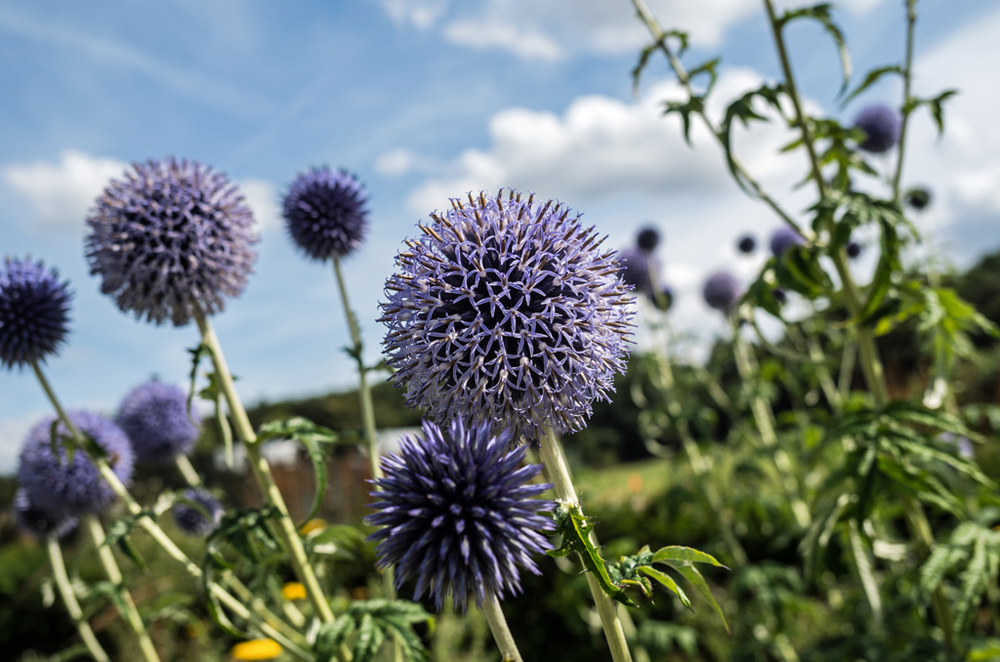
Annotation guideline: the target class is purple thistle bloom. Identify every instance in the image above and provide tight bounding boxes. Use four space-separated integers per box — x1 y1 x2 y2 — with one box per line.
116 381 200 463
906 187 932 211
85 157 257 327
769 227 805 257
853 104 901 154
0 257 71 370
636 226 660 254
380 190 634 443
737 234 756 254
172 488 223 536
14 488 77 539
703 271 741 313
846 241 862 259
282 166 369 261
366 418 554 611
620 247 656 299
18 411 134 518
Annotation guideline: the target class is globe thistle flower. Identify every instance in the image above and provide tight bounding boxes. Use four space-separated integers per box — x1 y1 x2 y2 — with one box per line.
18 411 134 518
769 227 805 257
772 288 787 305
906 187 932 211
620 247 655 299
737 234 756 254
282 166 369 261
636 226 660 254
366 417 554 611
85 157 257 327
0 257 71 370
13 488 77 539
380 190 634 443
702 271 741 313
171 488 223 536
116 380 200 463
853 104 901 154
846 241 862 259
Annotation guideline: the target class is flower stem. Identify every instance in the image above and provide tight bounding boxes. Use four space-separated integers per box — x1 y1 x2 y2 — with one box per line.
174 454 202 487
891 0 918 202
480 592 524 662
82 514 161 662
46 535 111 662
193 310 335 624
539 427 634 662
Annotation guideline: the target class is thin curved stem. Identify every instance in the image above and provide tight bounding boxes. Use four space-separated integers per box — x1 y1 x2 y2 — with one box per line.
174 454 202 487
47 535 111 662
480 592 523 662
891 0 918 202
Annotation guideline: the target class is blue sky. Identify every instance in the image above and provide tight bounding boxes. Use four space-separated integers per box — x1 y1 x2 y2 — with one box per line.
1 0 999 472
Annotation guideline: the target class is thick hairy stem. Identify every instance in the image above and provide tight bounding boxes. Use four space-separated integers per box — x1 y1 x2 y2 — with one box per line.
332 257 396 601
83 515 161 662
480 592 523 662
194 311 335 624
892 0 918 202
47 536 111 662
539 427 633 662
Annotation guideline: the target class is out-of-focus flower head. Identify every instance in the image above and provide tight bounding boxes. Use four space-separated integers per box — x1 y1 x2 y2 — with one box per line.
282 166 369 261
737 234 756 254
380 190 634 443
853 104 902 154
620 247 656 299
230 639 282 661
702 271 741 313
366 417 554 611
85 157 257 327
18 411 134 518
846 241 862 259
0 257 71 370
905 187 932 211
171 488 223 536
13 488 77 539
769 227 805 257
116 381 200 463
653 285 674 312
636 226 660 254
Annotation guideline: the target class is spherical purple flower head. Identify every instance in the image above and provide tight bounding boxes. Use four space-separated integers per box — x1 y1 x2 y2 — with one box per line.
846 241 862 259
737 234 756 254
366 417 554 611
18 411 134 518
172 488 223 536
853 104 901 154
620 247 655 299
636 226 660 254
116 380 200 463
702 271 741 313
282 166 369 261
906 187 932 211
85 157 257 327
769 227 805 257
380 190 634 443
0 257 71 370
14 488 77 539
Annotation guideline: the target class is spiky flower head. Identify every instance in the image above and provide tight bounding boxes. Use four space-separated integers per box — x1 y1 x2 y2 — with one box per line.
853 104 901 154
636 226 660 254
703 271 741 313
380 190 634 443
282 166 369 261
366 417 554 611
14 488 77 539
906 187 932 211
0 257 71 370
172 488 223 536
737 234 756 254
769 227 805 257
85 157 257 327
116 380 200 463
18 411 134 518
846 241 862 259
620 247 656 299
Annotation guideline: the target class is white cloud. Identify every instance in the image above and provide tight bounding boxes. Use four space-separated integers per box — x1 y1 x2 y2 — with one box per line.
2 150 127 233
443 18 562 61
376 149 418 177
378 0 449 30
239 178 282 234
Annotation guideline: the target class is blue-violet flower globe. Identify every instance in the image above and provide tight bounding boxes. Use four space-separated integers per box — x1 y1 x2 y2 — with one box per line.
366 417 554 611
18 411 134 518
853 104 901 154
769 227 805 257
14 488 78 539
636 226 660 254
0 257 71 370
282 166 369 261
737 234 756 254
116 381 200 463
172 488 223 536
620 247 656 300
703 271 741 313
380 190 634 443
85 157 257 327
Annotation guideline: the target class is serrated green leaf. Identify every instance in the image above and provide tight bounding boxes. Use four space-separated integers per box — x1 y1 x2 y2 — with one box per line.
665 562 730 634
778 4 851 93
352 612 383 662
315 615 357 662
547 503 636 606
638 566 691 609
651 546 727 568
841 65 903 106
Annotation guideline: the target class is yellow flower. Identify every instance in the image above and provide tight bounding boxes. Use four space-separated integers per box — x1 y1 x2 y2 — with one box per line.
281 581 307 601
299 518 327 535
230 638 282 660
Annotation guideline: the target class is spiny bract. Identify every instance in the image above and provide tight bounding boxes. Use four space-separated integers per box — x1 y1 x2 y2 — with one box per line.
116 380 200 463
85 157 257 327
0 257 71 370
365 417 554 611
282 166 369 261
380 190 634 443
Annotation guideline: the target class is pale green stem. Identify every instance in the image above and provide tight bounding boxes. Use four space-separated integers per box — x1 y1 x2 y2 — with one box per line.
838 341 858 401
193 310 335 624
30 361 310 654
174 454 202 487
847 520 884 629
480 592 524 662
83 514 161 662
539 427 633 662
891 0 918 202
47 535 111 662
331 256 396 603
